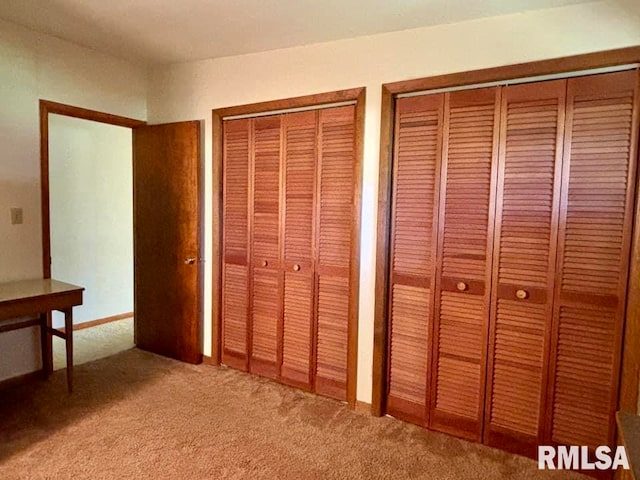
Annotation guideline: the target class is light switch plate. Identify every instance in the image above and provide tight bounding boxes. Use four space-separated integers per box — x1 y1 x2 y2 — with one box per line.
10 207 23 225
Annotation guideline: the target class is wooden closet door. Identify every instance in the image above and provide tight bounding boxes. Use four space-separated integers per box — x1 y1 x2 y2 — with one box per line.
281 110 317 389
484 79 566 455
250 116 282 379
429 87 500 441
387 94 444 425
221 118 251 371
314 105 356 401
546 70 639 450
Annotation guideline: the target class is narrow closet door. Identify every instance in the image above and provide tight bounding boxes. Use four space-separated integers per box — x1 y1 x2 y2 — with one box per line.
250 116 282 378
547 70 639 450
314 105 356 401
221 118 251 370
281 110 317 389
387 94 444 425
429 87 500 441
484 79 566 455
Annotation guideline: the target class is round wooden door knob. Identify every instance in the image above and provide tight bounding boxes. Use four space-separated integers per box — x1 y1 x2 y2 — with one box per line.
293 264 301 271
262 260 268 267
456 282 468 292
516 289 529 300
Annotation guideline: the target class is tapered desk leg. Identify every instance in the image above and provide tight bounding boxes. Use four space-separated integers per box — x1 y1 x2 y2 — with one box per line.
63 308 73 393
40 312 52 378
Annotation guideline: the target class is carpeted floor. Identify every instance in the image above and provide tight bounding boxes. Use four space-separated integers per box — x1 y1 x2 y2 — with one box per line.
52 317 134 370
0 349 586 480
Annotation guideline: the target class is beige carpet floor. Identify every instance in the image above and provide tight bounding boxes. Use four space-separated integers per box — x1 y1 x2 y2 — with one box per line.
53 317 134 371
0 349 586 480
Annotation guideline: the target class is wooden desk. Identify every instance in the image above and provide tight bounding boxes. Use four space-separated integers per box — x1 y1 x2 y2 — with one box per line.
0 279 84 392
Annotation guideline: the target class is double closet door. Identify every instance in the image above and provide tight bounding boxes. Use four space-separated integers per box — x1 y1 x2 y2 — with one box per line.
387 69 639 456
221 105 357 401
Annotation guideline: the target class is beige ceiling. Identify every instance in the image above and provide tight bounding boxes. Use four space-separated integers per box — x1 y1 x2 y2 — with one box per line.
0 0 600 65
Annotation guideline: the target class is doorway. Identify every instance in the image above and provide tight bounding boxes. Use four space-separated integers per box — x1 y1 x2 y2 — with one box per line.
39 100 203 372
48 113 135 369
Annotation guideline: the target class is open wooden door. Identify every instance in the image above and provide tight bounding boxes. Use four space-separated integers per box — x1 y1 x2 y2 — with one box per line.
133 121 202 364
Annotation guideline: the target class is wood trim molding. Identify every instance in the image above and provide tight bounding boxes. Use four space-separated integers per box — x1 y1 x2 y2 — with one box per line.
211 87 365 408
354 400 372 416
211 110 223 365
58 312 133 333
620 70 640 415
346 88 366 407
40 100 146 129
212 88 364 119
39 100 146 278
202 355 218 366
372 85 395 417
371 46 640 417
383 46 640 95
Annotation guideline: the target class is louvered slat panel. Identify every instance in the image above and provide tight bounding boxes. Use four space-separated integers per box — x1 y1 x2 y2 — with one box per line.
430 88 499 441
222 119 250 370
485 80 565 456
315 106 355 401
251 269 279 373
434 292 483 415
316 276 349 398
281 110 317 388
284 111 316 261
548 70 639 451
250 117 281 378
223 119 250 259
222 263 249 367
552 305 616 449
282 271 313 386
252 117 281 262
491 299 546 435
388 284 430 409
387 94 443 425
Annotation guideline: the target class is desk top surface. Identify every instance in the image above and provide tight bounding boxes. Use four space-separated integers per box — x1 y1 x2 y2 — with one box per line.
617 411 640 480
0 279 84 304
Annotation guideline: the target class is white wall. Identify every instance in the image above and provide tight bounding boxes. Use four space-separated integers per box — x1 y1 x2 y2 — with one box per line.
0 19 146 382
147 0 640 404
49 114 133 329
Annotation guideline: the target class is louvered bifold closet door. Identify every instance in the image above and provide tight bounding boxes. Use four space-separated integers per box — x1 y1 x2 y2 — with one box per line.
250 116 282 379
484 80 566 456
314 105 356 401
281 110 317 389
429 87 500 441
387 94 444 425
546 70 639 451
222 118 251 371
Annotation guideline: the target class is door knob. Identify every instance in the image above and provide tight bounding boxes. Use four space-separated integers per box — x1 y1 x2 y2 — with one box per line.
262 260 268 267
456 282 468 292
184 257 197 265
516 289 528 300
293 264 300 271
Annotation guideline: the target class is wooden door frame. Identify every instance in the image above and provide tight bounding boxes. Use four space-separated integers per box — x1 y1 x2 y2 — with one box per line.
372 46 640 417
39 100 146 364
211 87 366 408
39 100 146 278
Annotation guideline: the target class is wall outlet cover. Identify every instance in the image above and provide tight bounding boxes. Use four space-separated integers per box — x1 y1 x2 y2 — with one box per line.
10 207 23 225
